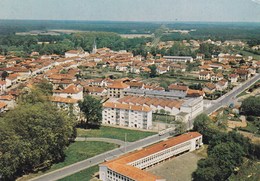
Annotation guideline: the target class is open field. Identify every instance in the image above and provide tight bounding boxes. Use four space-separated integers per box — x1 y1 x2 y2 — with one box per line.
18 142 118 181
58 165 99 181
77 126 156 142
146 146 207 181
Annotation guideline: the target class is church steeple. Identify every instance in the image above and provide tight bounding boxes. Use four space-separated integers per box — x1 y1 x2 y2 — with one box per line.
92 39 97 54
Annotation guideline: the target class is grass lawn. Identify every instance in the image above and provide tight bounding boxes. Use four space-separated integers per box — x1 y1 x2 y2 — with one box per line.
58 165 99 181
77 126 156 142
50 141 118 171
18 142 118 181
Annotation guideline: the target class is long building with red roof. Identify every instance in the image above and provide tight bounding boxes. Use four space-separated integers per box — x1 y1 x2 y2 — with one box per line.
99 132 203 181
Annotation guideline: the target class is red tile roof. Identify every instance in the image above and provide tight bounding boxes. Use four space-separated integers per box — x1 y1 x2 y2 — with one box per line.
101 132 202 181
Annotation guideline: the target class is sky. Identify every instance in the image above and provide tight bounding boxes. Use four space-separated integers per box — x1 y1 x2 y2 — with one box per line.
0 0 259 22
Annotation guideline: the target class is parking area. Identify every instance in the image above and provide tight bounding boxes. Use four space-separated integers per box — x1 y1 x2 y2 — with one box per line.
146 148 206 181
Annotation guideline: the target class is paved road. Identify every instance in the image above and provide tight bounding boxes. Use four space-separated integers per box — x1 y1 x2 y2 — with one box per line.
75 137 127 147
29 132 171 181
204 73 260 115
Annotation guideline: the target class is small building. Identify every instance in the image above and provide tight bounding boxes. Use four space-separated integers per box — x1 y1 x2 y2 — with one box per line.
168 84 188 96
199 71 211 80
216 80 228 91
228 74 239 84
203 83 216 94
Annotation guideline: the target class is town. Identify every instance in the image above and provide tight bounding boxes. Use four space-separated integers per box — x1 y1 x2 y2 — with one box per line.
0 1 260 180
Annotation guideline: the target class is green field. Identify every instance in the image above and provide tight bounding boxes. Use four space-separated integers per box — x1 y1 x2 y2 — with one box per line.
77 126 156 142
19 142 118 181
59 165 99 181
49 141 118 171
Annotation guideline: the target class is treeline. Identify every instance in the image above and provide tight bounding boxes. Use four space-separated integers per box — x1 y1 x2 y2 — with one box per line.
0 87 77 180
0 32 152 56
192 114 260 181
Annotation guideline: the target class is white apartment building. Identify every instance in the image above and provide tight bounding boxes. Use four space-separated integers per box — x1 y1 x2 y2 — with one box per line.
99 132 203 181
163 56 193 63
102 102 153 130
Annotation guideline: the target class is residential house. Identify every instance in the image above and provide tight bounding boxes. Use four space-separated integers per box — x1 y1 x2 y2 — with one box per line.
84 86 107 97
216 79 228 91
50 96 81 120
203 83 216 94
199 71 212 80
107 81 129 98
0 81 6 94
168 84 188 96
0 102 7 113
53 84 83 100
228 74 239 85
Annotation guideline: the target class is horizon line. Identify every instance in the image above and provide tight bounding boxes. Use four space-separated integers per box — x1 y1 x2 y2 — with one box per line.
0 18 260 24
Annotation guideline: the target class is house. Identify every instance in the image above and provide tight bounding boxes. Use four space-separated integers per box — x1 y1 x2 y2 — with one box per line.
0 102 8 113
216 79 228 91
236 69 250 80
228 74 239 84
199 71 211 80
211 73 224 82
6 73 20 87
107 81 129 98
196 53 205 60
65 50 89 58
53 84 83 100
99 132 203 181
50 96 81 120
0 95 16 109
203 83 216 94
168 84 188 96
84 86 107 97
0 81 7 94
126 81 144 89
156 67 168 74
102 101 153 130
115 63 129 72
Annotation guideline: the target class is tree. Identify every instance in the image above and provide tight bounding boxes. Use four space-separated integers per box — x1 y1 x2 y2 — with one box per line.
35 80 53 95
175 120 187 135
240 96 260 116
0 89 76 180
79 95 102 128
148 64 157 78
193 142 244 181
1 71 8 80
193 114 218 144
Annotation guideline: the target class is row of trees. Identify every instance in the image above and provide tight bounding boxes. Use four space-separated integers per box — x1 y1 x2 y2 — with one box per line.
192 114 260 181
